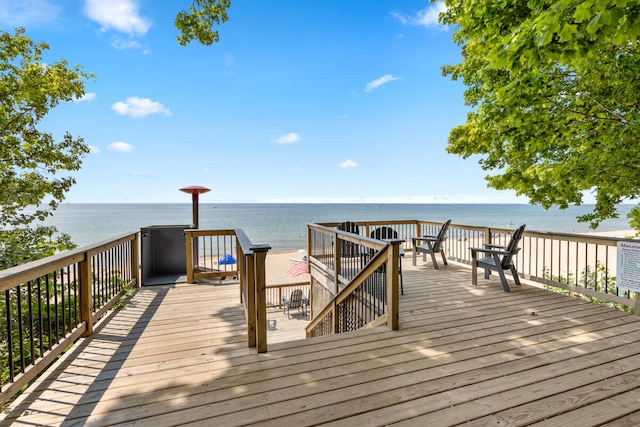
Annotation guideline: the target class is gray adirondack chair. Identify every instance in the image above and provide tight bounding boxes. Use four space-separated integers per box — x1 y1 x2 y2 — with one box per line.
337 221 361 258
470 224 526 292
369 227 405 295
412 219 451 270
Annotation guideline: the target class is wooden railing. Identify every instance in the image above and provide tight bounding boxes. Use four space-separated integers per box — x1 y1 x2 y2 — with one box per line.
185 229 271 352
321 219 640 313
0 232 139 406
266 283 310 310
305 224 400 338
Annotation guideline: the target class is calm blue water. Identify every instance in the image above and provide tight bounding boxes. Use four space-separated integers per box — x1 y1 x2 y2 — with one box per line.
42 203 633 251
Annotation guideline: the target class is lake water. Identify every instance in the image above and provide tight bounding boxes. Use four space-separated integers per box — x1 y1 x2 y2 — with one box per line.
42 203 633 251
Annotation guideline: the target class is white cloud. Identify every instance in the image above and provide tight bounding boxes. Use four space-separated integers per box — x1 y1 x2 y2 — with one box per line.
391 2 448 29
111 97 171 117
273 132 301 144
88 145 101 153
108 142 135 152
129 170 152 177
0 0 61 25
84 0 151 36
73 92 96 102
338 159 358 169
110 37 144 51
365 75 400 92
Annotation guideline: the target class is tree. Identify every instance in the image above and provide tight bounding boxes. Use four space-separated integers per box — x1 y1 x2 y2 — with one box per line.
0 28 92 269
440 0 640 230
175 0 231 46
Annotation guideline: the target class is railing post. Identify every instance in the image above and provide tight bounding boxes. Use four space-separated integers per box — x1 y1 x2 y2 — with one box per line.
245 252 256 348
236 238 245 303
252 244 271 353
415 221 421 241
131 233 140 288
79 253 93 337
334 231 341 285
185 230 194 283
484 227 492 247
387 241 400 331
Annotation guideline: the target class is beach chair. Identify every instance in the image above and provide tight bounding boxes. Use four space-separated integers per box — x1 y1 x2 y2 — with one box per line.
412 219 451 270
470 224 526 292
282 288 307 318
368 227 405 295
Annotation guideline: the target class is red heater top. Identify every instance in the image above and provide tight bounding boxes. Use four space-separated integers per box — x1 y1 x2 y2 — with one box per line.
179 185 211 200
179 186 210 229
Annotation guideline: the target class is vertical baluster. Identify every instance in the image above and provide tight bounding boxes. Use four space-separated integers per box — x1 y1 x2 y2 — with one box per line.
27 281 34 367
60 268 66 337
45 274 52 351
6 289 14 383
37 277 44 358
16 284 24 374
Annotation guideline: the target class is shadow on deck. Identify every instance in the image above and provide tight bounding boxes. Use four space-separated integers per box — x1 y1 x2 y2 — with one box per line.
3 259 640 426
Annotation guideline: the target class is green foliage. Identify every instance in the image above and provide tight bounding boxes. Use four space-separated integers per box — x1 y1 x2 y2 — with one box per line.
0 28 92 268
441 0 640 230
543 261 635 313
0 269 130 385
0 279 79 384
175 0 231 46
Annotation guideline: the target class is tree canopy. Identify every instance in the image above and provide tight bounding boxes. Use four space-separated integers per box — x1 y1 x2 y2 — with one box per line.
175 0 231 46
0 28 92 268
441 0 640 230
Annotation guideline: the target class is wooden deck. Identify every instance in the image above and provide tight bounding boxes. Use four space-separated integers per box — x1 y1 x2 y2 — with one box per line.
3 259 640 426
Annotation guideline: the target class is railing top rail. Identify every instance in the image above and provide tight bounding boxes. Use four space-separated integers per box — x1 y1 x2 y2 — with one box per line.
185 228 236 237
317 219 635 247
318 219 420 228
234 228 254 254
308 223 389 249
0 231 138 291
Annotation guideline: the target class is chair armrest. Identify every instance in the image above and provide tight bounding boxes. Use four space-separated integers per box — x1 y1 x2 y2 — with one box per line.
469 247 509 256
412 236 437 244
484 244 506 249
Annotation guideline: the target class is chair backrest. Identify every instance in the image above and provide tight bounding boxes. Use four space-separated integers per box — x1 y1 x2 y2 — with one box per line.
432 219 452 252
338 221 360 257
289 289 303 307
337 221 359 234
370 226 397 240
502 224 526 267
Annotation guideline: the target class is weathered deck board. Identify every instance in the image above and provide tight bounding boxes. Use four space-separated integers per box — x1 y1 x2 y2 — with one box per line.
3 260 640 426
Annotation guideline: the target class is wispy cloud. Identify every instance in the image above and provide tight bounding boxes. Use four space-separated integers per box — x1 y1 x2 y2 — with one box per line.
338 159 358 169
88 145 101 153
84 0 151 36
129 170 153 177
0 0 61 26
110 37 148 52
112 97 171 117
365 75 399 92
391 1 448 29
108 142 135 152
73 92 96 102
273 132 301 144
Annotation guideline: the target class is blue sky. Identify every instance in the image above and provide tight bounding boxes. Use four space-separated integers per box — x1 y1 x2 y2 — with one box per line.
1 0 530 204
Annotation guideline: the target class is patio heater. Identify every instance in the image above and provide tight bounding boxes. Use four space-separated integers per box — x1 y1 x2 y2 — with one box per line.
179 185 211 229
180 185 211 272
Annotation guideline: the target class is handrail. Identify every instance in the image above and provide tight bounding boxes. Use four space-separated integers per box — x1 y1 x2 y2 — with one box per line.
319 219 639 313
305 224 400 337
0 231 139 406
185 228 271 352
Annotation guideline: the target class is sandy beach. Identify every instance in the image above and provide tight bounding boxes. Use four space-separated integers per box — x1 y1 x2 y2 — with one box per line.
584 229 636 238
266 250 309 286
